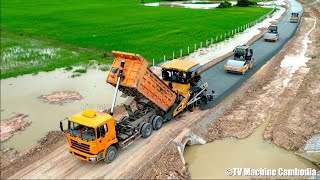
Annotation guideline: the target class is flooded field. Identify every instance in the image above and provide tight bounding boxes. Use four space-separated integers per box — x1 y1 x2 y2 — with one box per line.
0 68 126 151
184 119 319 179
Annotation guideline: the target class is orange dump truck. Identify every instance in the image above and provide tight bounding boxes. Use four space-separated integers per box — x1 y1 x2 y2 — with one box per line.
60 51 213 163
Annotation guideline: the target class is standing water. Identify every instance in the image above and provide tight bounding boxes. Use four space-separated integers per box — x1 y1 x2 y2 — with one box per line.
184 117 319 179
1 68 126 151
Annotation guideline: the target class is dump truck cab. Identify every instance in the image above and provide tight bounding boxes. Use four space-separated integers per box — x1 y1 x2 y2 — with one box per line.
63 109 118 163
224 45 254 74
290 12 299 23
264 24 279 41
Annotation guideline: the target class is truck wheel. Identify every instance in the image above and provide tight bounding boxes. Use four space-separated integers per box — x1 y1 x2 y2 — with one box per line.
141 123 152 138
152 116 163 130
103 146 117 163
149 115 157 123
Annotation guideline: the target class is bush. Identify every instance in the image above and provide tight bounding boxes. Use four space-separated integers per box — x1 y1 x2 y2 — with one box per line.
218 0 232 8
73 69 87 73
236 0 257 7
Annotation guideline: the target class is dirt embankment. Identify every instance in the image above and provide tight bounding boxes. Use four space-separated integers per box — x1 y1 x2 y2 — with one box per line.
0 114 31 142
0 131 66 178
131 143 190 179
262 1 320 151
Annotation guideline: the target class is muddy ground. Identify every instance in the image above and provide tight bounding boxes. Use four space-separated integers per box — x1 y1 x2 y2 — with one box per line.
1 1 319 179
0 131 66 178
40 91 82 104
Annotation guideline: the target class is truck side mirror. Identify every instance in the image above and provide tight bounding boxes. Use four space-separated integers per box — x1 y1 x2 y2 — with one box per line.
60 118 67 132
60 121 64 132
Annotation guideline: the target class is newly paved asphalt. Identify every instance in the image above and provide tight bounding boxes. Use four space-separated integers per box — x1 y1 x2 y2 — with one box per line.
200 0 303 109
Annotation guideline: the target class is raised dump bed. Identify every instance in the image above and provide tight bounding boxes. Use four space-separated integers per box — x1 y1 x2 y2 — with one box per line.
106 51 176 112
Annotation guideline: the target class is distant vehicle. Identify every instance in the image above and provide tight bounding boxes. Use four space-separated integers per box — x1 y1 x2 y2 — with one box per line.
224 45 254 75
290 12 299 23
264 24 279 42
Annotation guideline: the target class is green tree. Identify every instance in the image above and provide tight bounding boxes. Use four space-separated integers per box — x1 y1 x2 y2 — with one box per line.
217 0 232 8
236 0 257 7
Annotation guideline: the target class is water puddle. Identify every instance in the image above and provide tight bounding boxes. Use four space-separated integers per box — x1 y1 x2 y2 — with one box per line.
144 1 236 9
0 68 126 151
281 13 317 87
184 117 319 179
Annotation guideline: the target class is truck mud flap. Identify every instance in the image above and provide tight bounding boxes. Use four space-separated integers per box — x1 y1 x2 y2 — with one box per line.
162 103 179 122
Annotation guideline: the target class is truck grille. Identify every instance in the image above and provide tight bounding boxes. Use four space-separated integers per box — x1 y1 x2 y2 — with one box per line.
71 139 90 153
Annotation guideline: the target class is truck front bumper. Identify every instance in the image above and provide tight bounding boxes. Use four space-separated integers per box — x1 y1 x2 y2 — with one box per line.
69 147 101 162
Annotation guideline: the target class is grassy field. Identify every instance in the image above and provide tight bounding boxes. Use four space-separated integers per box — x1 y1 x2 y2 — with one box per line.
0 30 110 79
1 0 271 78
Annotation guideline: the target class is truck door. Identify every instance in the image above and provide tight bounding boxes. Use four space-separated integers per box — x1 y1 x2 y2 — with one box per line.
96 124 111 159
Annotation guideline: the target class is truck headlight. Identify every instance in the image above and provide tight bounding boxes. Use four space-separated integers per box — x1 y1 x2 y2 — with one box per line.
89 157 97 162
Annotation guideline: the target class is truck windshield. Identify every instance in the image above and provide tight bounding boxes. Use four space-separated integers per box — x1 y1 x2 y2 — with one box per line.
68 121 96 141
162 70 188 84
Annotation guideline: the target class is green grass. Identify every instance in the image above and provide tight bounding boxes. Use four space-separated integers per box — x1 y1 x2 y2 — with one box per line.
1 0 271 78
0 30 110 79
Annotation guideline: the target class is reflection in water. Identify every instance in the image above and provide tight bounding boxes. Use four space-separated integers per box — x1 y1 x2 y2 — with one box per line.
184 119 319 179
1 68 125 151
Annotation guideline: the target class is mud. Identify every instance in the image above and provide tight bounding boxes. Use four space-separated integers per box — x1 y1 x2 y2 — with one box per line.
0 114 31 142
40 91 82 104
132 143 190 179
0 131 66 179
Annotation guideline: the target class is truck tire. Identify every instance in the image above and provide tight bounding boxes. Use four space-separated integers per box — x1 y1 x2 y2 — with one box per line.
149 115 157 123
103 145 117 163
152 116 163 130
141 123 152 138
